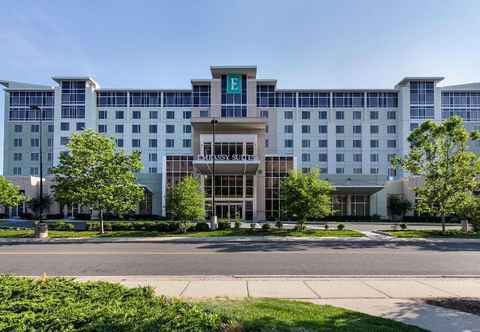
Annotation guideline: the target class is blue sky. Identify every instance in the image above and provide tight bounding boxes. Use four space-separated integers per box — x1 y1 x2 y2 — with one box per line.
1 0 480 172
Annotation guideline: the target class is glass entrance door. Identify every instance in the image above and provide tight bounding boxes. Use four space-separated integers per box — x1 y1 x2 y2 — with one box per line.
216 202 243 220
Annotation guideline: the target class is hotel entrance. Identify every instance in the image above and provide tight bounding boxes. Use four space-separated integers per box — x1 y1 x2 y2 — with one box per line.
215 202 243 221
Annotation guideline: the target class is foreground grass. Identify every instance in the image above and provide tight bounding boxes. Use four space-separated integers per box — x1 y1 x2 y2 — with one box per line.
0 276 425 332
385 230 480 238
0 228 364 238
200 299 426 332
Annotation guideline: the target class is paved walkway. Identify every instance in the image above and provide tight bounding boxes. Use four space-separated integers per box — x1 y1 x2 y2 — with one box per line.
70 276 480 332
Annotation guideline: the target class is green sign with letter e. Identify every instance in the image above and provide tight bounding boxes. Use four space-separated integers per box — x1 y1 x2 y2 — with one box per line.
227 74 242 94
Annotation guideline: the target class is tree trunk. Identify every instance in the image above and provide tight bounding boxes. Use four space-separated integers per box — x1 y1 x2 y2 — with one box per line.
100 210 104 234
441 214 446 233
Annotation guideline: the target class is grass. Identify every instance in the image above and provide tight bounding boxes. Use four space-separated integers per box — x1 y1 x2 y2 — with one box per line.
0 228 364 238
199 298 426 332
0 276 425 332
385 229 480 238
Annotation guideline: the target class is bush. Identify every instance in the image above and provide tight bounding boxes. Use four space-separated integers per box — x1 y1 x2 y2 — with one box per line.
399 223 407 230
250 223 257 230
337 224 345 231
0 276 222 331
48 221 74 231
275 221 283 229
218 221 231 230
324 224 329 230
234 220 241 230
195 222 210 232
261 223 271 231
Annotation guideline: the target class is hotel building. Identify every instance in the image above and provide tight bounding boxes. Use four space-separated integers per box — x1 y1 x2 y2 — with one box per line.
2 66 480 220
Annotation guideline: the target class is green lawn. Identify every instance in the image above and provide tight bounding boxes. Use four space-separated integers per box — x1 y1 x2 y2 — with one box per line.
385 229 480 238
199 299 426 332
0 228 364 238
0 276 425 332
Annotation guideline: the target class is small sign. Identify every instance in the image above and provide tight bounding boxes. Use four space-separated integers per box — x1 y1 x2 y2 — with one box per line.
227 74 242 94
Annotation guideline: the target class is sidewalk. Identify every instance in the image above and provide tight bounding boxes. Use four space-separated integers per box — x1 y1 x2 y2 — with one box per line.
71 276 480 332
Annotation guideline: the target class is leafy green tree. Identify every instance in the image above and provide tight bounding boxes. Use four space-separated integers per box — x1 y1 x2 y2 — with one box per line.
388 196 412 220
280 169 333 229
28 194 53 219
166 175 205 232
52 130 144 233
392 116 480 232
0 176 25 210
456 193 480 232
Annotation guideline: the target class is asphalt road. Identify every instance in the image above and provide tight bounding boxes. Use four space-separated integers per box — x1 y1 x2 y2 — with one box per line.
1 240 480 276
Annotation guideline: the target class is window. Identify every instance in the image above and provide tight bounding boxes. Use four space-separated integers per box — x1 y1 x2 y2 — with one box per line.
370 153 379 162
149 167 158 174
31 124 39 133
166 139 175 148
410 123 419 131
387 111 396 120
284 125 293 133
132 124 141 133
367 92 398 107
132 139 141 148
149 111 158 119
132 111 141 119
60 137 69 145
302 111 310 119
166 124 175 133
353 168 363 174
319 125 328 134
410 81 434 105
48 124 54 132
318 111 327 119
387 140 397 148
115 110 124 119
31 138 40 147
115 124 124 133
260 110 269 118
370 168 379 174
47 153 53 161
441 91 480 121
353 153 362 162
370 125 379 134
183 125 191 133
149 153 157 162
410 106 434 119
336 125 344 134
13 167 21 175
99 110 107 119
275 91 296 107
193 84 211 106
336 153 344 162
164 92 192 107
388 154 396 162
319 153 328 162
30 167 39 176
149 125 157 133
200 110 209 117
336 111 344 120
31 153 39 161
353 140 362 148
116 138 124 147
332 92 364 107
353 125 362 134
14 138 22 147
302 168 310 174
97 91 128 107
301 125 310 134
302 153 310 162
61 122 69 131
284 111 293 119
183 139 192 148
183 111 191 119
370 140 379 148
370 111 379 120
98 124 107 133
318 139 328 148
320 168 328 174
13 153 22 161
336 140 344 148
284 139 293 148
166 111 175 119
353 111 362 120
149 139 157 148
387 125 396 134
302 139 310 148
76 122 85 131
298 92 330 107
47 138 53 147
265 139 269 148
336 168 344 174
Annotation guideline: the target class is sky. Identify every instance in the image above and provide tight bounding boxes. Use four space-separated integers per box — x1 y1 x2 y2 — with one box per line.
1 0 480 172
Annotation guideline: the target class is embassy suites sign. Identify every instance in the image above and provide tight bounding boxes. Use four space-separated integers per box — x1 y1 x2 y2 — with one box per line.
196 154 256 161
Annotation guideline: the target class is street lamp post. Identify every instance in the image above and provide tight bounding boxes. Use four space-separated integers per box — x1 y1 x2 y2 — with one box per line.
31 105 47 237
210 119 218 230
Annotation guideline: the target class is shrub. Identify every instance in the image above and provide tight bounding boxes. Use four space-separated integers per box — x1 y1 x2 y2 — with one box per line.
0 276 222 331
250 223 257 230
218 221 231 230
234 220 241 230
275 221 283 229
337 224 345 231
261 223 271 231
195 222 210 232
399 223 407 230
324 224 329 230
48 221 74 231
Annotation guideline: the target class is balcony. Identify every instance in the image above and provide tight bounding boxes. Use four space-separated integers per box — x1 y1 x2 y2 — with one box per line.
193 155 260 175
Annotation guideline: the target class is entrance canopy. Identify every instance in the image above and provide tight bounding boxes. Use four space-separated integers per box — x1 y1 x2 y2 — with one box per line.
193 159 260 175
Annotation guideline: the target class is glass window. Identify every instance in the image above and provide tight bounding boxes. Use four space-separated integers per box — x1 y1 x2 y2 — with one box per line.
166 139 175 148
336 125 344 134
298 92 330 108
336 168 344 174
319 153 328 162
183 125 191 133
318 111 327 119
370 111 379 120
336 140 344 148
301 111 310 119
318 139 328 148
31 124 39 133
60 122 69 131
60 137 69 145
115 124 124 133
116 138 124 147
302 153 310 162
387 125 396 134
336 111 344 120
332 92 364 107
301 125 310 134
284 111 293 119
387 140 397 148
353 125 362 134
183 139 191 148
302 139 310 148
149 125 157 133
387 111 396 120
367 92 398 108
284 139 293 148
284 125 293 133
98 124 107 133
132 111 141 119
183 111 191 119
166 111 175 119
132 139 141 147
132 124 141 133
150 111 158 119
97 91 128 107
370 139 379 148
370 153 379 162
319 125 328 134
149 153 157 162
353 153 362 162
166 124 175 133
99 110 107 119
115 110 124 119
193 85 211 107
164 92 192 107
353 111 362 120
370 125 379 134
353 140 362 148
76 122 85 131
149 139 157 148
256 85 275 107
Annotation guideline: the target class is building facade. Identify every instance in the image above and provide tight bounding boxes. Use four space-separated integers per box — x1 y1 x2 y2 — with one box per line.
2 66 480 220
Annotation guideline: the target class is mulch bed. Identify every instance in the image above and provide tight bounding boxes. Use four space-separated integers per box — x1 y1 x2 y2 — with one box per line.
423 298 480 316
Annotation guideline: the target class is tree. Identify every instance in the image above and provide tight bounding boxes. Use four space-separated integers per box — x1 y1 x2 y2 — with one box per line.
166 175 205 232
388 196 412 220
280 169 333 229
28 194 53 219
52 130 144 233
455 193 480 232
0 176 25 210
392 116 480 232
